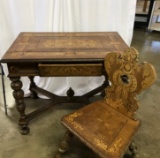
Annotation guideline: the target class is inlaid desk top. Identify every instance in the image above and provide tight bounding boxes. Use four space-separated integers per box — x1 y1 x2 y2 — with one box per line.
1 32 128 77
2 32 128 62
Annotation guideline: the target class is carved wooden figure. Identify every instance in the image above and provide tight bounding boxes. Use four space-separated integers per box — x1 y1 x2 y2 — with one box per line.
54 48 156 158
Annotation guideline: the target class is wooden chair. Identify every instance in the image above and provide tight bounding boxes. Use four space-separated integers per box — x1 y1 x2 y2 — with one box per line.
54 48 156 158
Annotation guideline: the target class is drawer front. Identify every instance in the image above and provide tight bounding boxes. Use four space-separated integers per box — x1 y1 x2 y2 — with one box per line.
7 63 39 77
38 63 103 76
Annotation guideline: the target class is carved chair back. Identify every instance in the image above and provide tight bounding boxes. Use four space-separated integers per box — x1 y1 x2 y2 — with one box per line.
104 48 156 118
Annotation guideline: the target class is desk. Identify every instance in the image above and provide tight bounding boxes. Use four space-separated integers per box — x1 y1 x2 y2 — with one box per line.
1 32 128 134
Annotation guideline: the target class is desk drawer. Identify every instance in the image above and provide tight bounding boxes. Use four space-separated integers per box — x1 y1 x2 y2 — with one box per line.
38 63 103 76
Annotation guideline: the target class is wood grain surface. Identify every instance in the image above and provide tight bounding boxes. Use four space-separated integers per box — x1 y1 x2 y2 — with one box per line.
1 32 128 62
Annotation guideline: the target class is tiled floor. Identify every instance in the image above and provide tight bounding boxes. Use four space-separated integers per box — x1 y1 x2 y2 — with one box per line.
0 28 160 158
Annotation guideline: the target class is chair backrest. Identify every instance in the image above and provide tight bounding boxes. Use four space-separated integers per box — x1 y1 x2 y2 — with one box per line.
104 47 156 118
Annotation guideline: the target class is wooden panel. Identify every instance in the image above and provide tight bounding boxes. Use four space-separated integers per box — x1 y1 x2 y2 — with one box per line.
104 48 156 118
7 63 39 76
38 63 103 76
1 32 128 62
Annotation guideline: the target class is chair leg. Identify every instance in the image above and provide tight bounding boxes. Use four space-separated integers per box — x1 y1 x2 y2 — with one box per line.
129 141 137 158
54 130 74 158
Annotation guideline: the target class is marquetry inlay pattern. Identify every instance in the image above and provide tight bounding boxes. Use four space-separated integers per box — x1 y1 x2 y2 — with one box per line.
104 48 156 117
2 32 128 61
38 63 103 76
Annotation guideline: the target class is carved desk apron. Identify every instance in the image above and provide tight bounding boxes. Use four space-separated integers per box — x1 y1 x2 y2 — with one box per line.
1 32 128 134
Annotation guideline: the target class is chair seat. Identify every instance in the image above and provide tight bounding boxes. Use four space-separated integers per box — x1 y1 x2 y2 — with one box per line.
62 100 141 158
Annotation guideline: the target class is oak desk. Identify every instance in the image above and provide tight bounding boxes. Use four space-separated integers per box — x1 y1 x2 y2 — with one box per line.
1 32 128 134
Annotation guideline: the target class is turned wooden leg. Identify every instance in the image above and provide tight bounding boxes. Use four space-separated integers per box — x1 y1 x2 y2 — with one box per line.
10 77 30 135
54 131 74 158
129 141 138 158
29 76 38 99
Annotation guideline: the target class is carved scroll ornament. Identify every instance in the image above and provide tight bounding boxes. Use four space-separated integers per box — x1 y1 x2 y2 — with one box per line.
104 47 156 118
